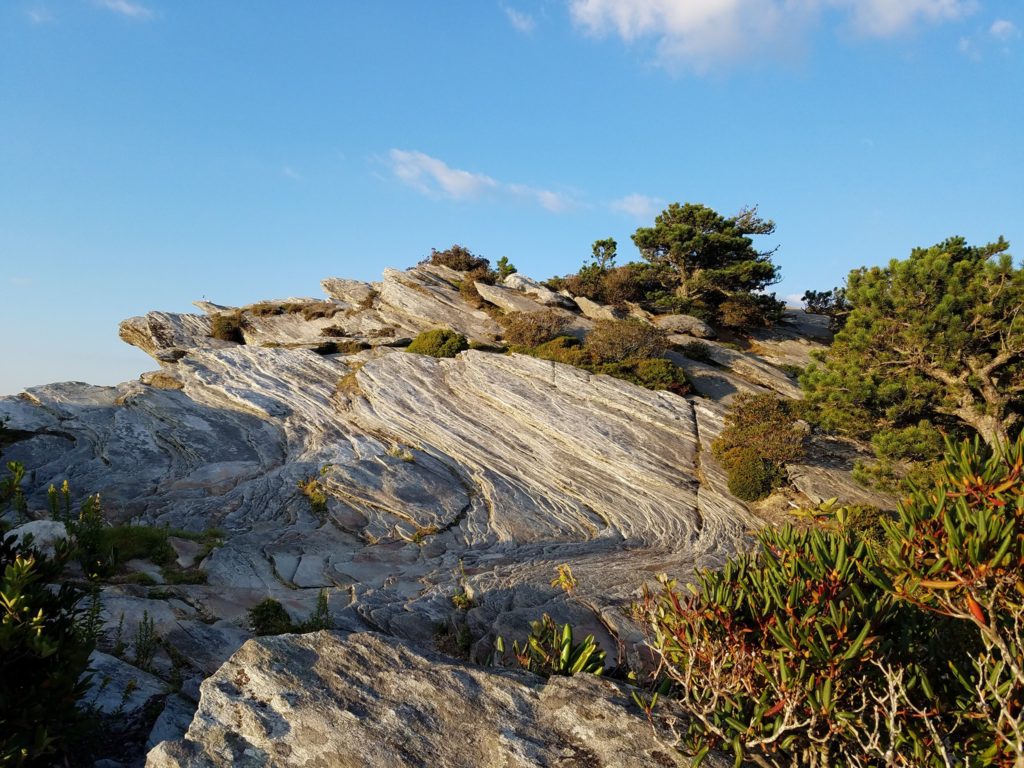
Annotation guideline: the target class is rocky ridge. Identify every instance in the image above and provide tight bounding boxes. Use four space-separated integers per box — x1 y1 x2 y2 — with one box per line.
0 261 888 766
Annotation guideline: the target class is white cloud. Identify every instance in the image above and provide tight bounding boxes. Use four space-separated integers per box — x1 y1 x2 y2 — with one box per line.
389 150 498 200
610 193 663 219
94 0 154 19
569 0 977 69
504 6 537 33
25 7 54 23
282 166 301 180
990 19 1020 41
842 0 974 37
387 149 574 212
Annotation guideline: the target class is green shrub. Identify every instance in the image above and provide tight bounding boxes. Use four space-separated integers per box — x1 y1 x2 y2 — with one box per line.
297 589 332 632
641 436 1024 766
248 599 294 636
406 329 469 358
101 524 176 566
209 312 244 343
527 335 586 367
428 244 490 272
641 525 901 767
495 614 605 678
313 340 366 355
596 358 691 396
496 256 517 279
712 392 805 501
162 567 207 585
723 446 774 501
500 310 570 347
1 532 96 766
584 318 667 364
248 592 333 635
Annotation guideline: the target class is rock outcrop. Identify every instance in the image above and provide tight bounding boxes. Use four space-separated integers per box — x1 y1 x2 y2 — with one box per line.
0 261 881 764
146 630 731 768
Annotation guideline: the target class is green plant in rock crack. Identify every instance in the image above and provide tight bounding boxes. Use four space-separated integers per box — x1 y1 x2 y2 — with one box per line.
495 613 606 678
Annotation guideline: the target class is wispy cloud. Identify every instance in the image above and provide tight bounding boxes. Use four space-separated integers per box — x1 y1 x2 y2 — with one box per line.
25 6 54 24
389 150 499 200
610 193 663 219
569 0 977 70
94 0 154 19
387 149 574 212
990 18 1020 41
504 6 537 34
282 165 301 181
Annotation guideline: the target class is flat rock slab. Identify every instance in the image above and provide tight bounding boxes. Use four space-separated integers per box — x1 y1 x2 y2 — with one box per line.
146 630 728 768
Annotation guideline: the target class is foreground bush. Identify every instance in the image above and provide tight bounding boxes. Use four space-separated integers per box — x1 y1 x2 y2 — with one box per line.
642 435 1024 767
405 329 469 358
1 532 96 766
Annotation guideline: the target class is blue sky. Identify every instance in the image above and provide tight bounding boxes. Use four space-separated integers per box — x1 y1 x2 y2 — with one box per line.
2 0 1021 395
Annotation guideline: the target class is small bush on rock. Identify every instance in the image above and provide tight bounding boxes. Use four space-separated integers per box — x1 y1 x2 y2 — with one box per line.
406 329 469 358
679 340 712 362
209 312 244 343
712 392 805 501
248 599 294 636
500 310 571 347
495 614 605 678
584 318 667 364
597 358 691 397
428 244 490 273
723 447 773 501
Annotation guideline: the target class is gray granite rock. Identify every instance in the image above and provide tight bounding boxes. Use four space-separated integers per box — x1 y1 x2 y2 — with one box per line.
502 273 577 308
574 296 626 321
6 519 68 555
84 651 166 717
653 313 716 338
145 631 731 768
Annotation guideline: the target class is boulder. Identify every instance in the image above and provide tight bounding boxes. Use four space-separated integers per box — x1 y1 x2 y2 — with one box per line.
320 278 377 306
6 520 68 556
574 296 626 322
84 651 166 717
652 313 716 339
502 273 577 308
146 631 729 767
474 281 548 313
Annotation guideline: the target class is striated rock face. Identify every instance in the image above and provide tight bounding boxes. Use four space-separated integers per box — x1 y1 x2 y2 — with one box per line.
146 630 730 768
2 262 876 763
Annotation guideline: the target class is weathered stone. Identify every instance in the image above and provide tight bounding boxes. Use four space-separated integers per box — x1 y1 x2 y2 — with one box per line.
474 281 548 313
320 277 377 306
145 631 731 768
6 520 68 556
84 651 166 717
652 313 716 339
502 273 577 308
146 695 198 751
574 296 626 321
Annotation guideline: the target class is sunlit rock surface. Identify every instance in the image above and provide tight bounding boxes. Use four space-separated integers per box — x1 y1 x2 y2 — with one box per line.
1 263 879 764
145 631 732 768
